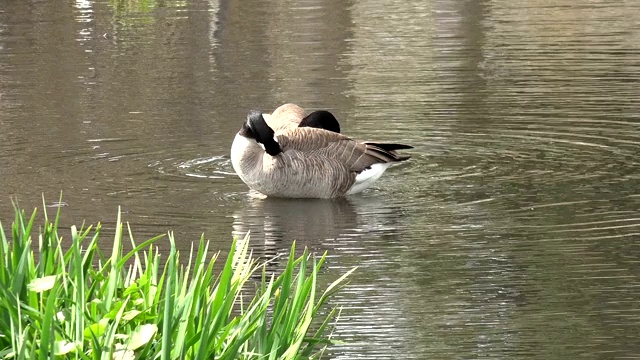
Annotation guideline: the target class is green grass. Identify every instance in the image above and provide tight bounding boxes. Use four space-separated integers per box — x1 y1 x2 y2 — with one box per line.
0 198 354 359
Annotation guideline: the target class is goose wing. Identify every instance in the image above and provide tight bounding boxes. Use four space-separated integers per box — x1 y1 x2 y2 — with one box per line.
276 127 410 173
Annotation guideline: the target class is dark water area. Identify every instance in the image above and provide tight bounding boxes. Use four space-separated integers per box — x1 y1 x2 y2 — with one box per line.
1 0 639 358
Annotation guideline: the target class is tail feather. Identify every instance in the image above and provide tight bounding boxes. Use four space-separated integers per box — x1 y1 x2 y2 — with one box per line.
366 144 412 163
364 142 413 152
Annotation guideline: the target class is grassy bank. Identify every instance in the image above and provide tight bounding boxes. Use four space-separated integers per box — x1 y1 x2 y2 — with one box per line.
0 200 353 359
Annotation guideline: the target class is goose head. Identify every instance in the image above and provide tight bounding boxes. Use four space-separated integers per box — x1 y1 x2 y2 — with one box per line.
299 110 341 133
239 111 282 156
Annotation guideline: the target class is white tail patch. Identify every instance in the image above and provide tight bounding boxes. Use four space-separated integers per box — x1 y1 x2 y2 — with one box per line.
346 163 392 195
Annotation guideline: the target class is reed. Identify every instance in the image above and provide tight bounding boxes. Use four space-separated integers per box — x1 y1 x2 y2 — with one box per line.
0 198 354 359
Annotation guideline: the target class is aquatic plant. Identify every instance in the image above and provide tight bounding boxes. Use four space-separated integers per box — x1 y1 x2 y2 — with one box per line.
0 199 353 359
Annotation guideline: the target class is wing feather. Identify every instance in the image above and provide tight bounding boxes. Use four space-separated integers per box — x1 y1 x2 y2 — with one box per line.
275 127 411 173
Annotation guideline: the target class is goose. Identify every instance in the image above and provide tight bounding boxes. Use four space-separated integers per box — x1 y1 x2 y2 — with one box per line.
230 109 411 198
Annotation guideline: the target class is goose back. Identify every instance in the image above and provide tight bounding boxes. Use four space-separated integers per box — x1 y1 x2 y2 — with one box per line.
276 127 407 172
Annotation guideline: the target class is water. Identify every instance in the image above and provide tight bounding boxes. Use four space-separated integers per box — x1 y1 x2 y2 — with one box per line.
1 0 639 358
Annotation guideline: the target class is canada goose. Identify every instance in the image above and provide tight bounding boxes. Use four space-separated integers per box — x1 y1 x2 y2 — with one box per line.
230 109 412 198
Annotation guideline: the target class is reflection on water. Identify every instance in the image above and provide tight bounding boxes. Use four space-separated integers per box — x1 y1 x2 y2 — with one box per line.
232 197 358 252
231 195 400 257
1 0 640 358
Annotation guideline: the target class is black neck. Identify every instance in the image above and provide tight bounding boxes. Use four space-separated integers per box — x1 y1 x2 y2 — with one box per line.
246 111 282 156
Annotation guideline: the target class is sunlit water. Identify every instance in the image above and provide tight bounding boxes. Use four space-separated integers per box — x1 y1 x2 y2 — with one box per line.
1 0 639 358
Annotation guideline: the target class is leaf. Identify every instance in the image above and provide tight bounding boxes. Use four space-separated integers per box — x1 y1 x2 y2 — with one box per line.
122 310 141 321
105 301 125 320
113 343 135 360
127 324 157 350
27 275 57 292
54 340 76 355
84 318 109 339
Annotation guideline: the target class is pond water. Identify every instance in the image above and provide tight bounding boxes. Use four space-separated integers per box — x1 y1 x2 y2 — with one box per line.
1 0 640 358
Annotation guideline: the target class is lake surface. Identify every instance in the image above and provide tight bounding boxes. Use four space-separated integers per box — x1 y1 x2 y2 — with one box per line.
1 0 639 358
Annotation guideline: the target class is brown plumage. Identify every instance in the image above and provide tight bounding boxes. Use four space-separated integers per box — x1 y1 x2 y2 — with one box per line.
276 127 409 172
